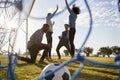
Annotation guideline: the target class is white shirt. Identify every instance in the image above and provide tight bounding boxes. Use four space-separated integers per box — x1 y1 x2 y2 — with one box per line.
46 19 53 32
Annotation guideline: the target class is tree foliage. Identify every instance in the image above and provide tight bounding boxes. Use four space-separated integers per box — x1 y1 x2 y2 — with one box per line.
83 47 93 56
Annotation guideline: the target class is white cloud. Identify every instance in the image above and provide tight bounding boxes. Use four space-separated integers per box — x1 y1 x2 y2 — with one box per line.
76 0 120 29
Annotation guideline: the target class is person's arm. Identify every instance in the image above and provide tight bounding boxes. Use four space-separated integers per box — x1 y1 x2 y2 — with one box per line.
52 21 55 25
35 36 51 49
58 36 61 40
65 0 74 14
47 5 58 19
34 36 40 44
118 0 120 12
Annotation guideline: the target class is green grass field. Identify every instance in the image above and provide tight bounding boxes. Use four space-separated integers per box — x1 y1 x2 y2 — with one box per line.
0 55 118 80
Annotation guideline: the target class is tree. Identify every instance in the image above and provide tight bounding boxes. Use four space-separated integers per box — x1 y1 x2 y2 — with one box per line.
83 47 93 57
63 50 69 56
96 52 102 57
111 46 120 55
63 48 78 56
98 46 112 57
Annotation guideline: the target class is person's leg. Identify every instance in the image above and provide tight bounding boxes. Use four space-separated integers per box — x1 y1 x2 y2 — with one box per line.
46 32 52 59
33 43 50 62
29 49 38 63
18 56 33 63
69 28 76 58
64 42 71 57
18 49 38 63
39 49 49 63
48 48 52 60
56 42 63 59
19 43 49 63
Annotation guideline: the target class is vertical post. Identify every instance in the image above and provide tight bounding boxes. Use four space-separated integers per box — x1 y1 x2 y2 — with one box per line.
26 19 28 57
25 0 36 57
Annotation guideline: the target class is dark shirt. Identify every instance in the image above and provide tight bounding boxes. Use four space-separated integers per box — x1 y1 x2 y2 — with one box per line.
27 29 44 48
60 30 69 42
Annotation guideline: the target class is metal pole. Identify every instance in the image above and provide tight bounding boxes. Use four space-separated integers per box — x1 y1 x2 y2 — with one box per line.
25 0 36 57
26 19 28 57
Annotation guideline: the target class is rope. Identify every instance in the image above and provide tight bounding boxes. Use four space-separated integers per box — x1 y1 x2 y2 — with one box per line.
38 0 92 79
0 53 18 80
22 0 77 20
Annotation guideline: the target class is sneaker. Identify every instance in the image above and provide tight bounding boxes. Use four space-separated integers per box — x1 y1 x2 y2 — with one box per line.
45 57 51 62
49 57 53 61
18 56 21 60
58 57 61 60
39 60 45 64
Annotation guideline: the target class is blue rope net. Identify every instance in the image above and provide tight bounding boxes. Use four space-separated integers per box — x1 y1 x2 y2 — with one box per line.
36 0 120 80
0 53 18 80
0 0 120 80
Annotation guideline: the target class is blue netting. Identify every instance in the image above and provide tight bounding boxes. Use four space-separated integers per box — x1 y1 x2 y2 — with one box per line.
0 0 120 80
36 0 120 80
0 53 18 80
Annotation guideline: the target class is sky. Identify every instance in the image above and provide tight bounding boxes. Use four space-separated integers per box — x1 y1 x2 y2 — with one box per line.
1 0 120 55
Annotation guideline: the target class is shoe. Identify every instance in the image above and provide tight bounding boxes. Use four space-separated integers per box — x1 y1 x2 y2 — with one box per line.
39 60 45 64
49 57 53 61
45 57 50 62
18 56 21 60
58 57 61 60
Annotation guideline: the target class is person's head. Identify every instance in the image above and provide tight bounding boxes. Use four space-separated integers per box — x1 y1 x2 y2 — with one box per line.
64 24 69 30
72 4 80 15
42 24 49 33
47 13 51 16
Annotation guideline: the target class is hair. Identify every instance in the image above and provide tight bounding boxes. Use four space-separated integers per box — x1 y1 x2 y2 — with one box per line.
72 4 80 14
47 13 51 16
64 24 69 27
42 24 49 31
64 24 69 30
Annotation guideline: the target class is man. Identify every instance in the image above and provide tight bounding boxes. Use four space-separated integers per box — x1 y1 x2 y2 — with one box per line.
18 24 51 63
56 24 71 59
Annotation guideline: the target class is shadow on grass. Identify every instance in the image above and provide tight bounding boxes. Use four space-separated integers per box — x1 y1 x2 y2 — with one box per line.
35 62 48 69
69 69 117 80
84 63 118 75
16 61 47 70
65 59 118 80
85 67 118 75
17 61 59 69
17 62 32 67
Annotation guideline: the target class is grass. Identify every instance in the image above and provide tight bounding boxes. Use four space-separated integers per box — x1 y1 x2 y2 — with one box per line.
0 55 118 80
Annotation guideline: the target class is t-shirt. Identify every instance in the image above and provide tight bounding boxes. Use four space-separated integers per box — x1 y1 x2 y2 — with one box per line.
69 14 77 28
27 29 44 48
60 30 69 42
46 19 53 32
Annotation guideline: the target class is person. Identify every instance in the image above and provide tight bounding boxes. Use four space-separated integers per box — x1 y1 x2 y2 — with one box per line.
118 0 120 12
65 0 80 58
18 24 51 63
46 5 58 60
56 24 71 59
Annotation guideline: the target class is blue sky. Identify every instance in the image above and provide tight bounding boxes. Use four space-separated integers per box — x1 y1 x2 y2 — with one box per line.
2 0 120 54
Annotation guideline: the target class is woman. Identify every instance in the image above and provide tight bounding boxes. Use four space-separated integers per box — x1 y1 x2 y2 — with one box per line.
46 5 58 60
65 0 80 58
